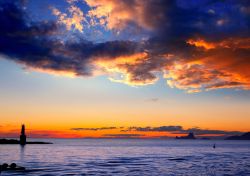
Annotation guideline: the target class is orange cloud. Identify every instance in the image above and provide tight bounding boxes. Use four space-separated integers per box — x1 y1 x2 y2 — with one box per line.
88 37 250 92
164 37 250 92
94 52 159 86
187 39 216 50
165 61 249 93
52 5 85 32
27 67 77 78
187 38 250 50
85 0 165 31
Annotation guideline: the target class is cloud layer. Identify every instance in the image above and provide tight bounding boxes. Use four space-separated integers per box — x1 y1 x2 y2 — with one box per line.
0 124 244 138
123 126 242 136
70 125 243 138
0 0 249 92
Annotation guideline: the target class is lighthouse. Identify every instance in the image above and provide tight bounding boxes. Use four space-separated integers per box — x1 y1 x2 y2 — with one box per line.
20 124 26 145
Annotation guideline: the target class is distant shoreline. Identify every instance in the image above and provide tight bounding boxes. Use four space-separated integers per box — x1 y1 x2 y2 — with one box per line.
0 139 52 145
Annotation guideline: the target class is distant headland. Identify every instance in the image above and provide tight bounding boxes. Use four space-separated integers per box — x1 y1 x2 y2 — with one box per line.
225 132 250 140
0 124 52 145
175 132 250 140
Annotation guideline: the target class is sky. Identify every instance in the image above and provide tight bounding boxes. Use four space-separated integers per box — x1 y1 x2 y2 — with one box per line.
0 0 249 138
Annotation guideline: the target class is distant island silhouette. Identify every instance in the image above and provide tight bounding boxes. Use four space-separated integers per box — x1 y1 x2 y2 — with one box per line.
225 132 250 140
0 124 52 145
176 132 196 139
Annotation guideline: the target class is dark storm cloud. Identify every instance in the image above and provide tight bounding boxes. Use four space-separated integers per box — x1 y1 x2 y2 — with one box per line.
0 0 250 91
145 0 250 91
84 0 250 90
0 1 140 76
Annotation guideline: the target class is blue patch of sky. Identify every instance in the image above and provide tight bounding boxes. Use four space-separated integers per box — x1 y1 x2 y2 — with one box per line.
25 0 150 43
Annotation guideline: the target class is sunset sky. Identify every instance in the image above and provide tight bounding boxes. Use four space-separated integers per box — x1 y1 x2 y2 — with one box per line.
0 0 249 138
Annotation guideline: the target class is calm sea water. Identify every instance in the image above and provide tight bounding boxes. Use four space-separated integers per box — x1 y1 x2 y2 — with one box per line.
0 139 250 176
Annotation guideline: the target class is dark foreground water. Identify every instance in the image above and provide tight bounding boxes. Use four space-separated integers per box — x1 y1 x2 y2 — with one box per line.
0 139 250 176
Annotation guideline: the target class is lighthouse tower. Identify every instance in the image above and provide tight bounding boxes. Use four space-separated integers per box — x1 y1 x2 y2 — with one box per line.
20 124 26 145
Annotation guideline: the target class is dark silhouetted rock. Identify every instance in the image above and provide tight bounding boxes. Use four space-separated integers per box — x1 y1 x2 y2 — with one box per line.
225 132 250 140
2 163 8 170
0 163 25 172
10 163 17 169
176 132 196 139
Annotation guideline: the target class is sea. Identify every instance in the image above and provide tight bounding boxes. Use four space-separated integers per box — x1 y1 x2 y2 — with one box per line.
0 139 250 176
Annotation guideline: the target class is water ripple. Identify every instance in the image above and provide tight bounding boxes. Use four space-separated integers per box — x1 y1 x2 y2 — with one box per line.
0 139 250 175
